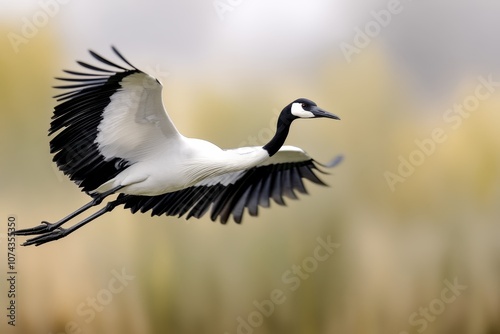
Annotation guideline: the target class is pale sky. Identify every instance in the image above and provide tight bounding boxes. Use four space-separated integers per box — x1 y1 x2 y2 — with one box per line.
3 0 500 102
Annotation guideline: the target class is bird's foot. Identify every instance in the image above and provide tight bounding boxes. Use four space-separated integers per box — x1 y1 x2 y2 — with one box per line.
21 228 68 247
11 221 57 236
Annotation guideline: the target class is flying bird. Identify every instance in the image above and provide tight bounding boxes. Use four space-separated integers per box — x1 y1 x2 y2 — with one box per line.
13 47 342 246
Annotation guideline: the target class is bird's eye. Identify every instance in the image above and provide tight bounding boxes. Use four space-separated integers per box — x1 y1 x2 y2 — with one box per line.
301 103 307 109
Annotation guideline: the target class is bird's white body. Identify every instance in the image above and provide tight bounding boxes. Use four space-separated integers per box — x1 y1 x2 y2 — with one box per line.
93 72 275 195
97 138 270 196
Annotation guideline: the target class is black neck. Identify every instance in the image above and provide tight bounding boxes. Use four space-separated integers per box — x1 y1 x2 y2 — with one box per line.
263 118 291 156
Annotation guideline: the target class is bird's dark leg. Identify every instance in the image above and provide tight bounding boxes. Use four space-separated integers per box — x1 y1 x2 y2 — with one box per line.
13 186 124 237
22 196 128 247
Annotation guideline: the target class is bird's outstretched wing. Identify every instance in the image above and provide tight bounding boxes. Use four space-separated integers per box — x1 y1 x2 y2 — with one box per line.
118 146 343 224
50 47 178 192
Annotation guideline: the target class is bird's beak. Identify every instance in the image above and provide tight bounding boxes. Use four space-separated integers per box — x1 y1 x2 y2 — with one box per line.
311 106 340 120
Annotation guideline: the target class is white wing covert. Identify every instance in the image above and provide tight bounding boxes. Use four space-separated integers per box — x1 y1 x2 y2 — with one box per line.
49 47 178 192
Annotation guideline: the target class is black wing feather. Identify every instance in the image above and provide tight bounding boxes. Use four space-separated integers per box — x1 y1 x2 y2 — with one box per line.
76 60 116 73
270 165 286 206
259 173 273 208
245 179 263 216
89 50 129 70
291 166 307 194
62 69 110 77
119 159 338 224
281 166 298 200
50 47 142 191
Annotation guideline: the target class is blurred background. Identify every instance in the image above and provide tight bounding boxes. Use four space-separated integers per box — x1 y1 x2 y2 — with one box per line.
2 0 500 333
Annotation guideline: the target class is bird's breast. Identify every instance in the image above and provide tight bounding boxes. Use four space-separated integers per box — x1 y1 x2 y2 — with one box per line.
109 139 269 196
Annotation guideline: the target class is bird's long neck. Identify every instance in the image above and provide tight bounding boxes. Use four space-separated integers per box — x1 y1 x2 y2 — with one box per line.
263 118 291 156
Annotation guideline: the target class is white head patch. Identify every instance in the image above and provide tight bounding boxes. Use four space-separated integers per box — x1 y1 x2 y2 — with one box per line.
291 102 314 118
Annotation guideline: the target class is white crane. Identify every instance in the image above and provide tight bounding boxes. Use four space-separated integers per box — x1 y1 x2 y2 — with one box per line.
13 47 342 246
